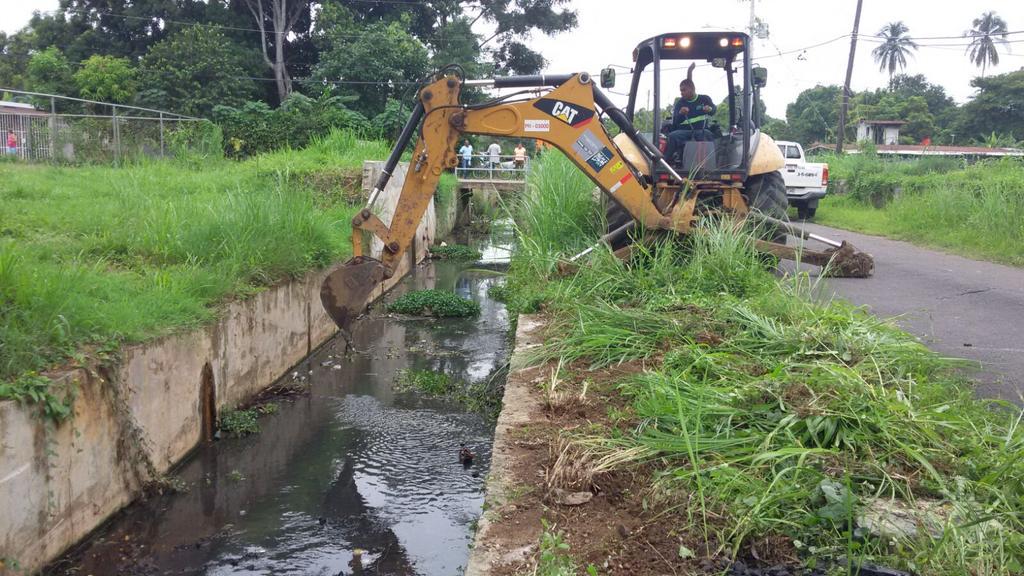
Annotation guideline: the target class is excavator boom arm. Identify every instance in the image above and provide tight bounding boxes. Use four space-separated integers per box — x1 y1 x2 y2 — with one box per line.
321 72 683 331
320 71 871 333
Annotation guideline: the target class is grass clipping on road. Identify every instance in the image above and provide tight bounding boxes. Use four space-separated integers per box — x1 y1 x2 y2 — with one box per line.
505 152 1024 574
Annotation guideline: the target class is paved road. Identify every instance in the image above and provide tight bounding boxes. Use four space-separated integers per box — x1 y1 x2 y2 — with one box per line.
786 223 1024 402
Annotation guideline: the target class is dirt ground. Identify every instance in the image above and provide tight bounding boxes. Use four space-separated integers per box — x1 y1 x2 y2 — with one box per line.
467 316 805 576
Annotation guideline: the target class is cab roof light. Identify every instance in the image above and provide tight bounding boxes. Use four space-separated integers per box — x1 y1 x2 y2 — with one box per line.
719 37 729 47
663 37 677 48
731 37 744 47
679 36 691 48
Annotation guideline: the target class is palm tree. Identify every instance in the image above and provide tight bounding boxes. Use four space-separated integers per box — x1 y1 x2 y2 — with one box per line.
872 22 918 84
965 11 1009 77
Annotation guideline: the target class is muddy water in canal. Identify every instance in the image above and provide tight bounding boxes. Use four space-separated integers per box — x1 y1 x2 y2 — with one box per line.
48 234 512 576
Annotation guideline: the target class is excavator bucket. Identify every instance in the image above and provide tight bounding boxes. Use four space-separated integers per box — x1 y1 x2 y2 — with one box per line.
320 256 387 334
821 241 874 278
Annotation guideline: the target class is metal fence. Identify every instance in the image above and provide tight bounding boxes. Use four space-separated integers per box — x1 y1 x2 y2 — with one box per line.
1 88 209 164
454 153 531 182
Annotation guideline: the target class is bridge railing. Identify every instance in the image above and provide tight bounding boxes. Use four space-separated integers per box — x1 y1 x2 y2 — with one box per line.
455 153 530 182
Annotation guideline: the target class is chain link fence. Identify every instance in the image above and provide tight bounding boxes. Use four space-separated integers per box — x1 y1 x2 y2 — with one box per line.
1 88 218 164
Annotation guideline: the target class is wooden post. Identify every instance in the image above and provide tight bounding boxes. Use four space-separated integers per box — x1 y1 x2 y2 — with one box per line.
835 0 864 154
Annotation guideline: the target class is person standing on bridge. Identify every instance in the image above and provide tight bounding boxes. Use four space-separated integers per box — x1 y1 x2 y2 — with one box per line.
458 140 473 171
487 141 502 170
514 142 527 170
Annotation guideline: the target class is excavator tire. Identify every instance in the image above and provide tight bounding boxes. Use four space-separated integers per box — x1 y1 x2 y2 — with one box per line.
605 199 634 251
744 170 789 243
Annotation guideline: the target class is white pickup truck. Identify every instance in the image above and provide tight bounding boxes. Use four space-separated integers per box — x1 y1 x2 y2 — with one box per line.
775 141 828 220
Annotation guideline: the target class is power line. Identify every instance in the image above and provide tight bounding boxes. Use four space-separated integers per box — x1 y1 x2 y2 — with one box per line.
31 5 491 43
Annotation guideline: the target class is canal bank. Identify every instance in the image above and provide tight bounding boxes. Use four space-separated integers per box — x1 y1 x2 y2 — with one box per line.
45 247 512 574
0 161 440 575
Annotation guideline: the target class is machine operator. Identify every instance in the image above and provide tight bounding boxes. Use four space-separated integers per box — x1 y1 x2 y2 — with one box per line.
665 63 716 163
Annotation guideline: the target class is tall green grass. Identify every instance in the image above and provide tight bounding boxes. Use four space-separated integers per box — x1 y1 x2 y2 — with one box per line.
499 151 603 314
505 163 1024 573
0 129 383 390
812 153 1024 265
434 172 458 235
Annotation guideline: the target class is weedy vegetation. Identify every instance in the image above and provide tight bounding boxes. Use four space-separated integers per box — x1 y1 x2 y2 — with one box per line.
504 151 1024 574
430 244 483 261
395 368 502 418
218 408 260 437
810 151 1024 266
0 129 399 411
388 289 481 317
535 521 598 576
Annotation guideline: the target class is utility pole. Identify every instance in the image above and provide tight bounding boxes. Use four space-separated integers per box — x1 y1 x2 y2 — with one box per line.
835 0 864 154
748 0 756 57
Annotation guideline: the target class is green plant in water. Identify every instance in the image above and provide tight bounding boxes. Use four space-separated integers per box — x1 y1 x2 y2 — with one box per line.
430 244 482 261
218 408 260 437
395 368 503 419
388 289 480 317
256 402 279 415
395 369 452 395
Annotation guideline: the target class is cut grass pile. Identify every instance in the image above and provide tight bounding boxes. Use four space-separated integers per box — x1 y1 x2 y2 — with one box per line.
0 129 383 405
504 152 1024 574
810 153 1024 266
387 289 480 317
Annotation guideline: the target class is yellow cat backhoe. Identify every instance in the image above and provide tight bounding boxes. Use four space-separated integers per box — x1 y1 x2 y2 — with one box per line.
320 32 873 332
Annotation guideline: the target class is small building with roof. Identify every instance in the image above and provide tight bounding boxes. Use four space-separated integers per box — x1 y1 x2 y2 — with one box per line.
856 119 906 146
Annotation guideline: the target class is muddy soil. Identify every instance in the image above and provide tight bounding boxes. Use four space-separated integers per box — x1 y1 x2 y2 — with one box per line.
46 229 513 576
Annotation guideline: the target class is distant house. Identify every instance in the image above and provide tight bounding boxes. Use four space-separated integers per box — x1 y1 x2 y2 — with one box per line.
856 119 905 146
0 101 54 160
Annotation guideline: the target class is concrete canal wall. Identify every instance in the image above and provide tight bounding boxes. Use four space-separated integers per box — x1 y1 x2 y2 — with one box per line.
0 161 434 575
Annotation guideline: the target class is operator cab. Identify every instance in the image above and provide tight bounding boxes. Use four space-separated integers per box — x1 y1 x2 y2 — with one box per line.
612 32 765 184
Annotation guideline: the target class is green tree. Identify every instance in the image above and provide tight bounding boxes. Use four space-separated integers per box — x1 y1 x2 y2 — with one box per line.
785 85 842 144
965 11 1009 77
476 0 577 73
338 0 577 75
761 117 794 142
887 74 955 117
312 8 430 117
28 0 255 63
957 69 1024 142
27 46 76 97
0 31 34 90
871 21 918 83
239 0 313 103
139 26 255 117
371 98 412 140
74 55 137 103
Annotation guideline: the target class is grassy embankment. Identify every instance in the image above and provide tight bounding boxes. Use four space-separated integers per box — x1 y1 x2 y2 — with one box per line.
0 130 392 414
808 153 1024 266
501 152 1024 575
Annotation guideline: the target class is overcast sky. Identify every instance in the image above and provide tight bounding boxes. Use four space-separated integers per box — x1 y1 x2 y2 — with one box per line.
3 0 1023 117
